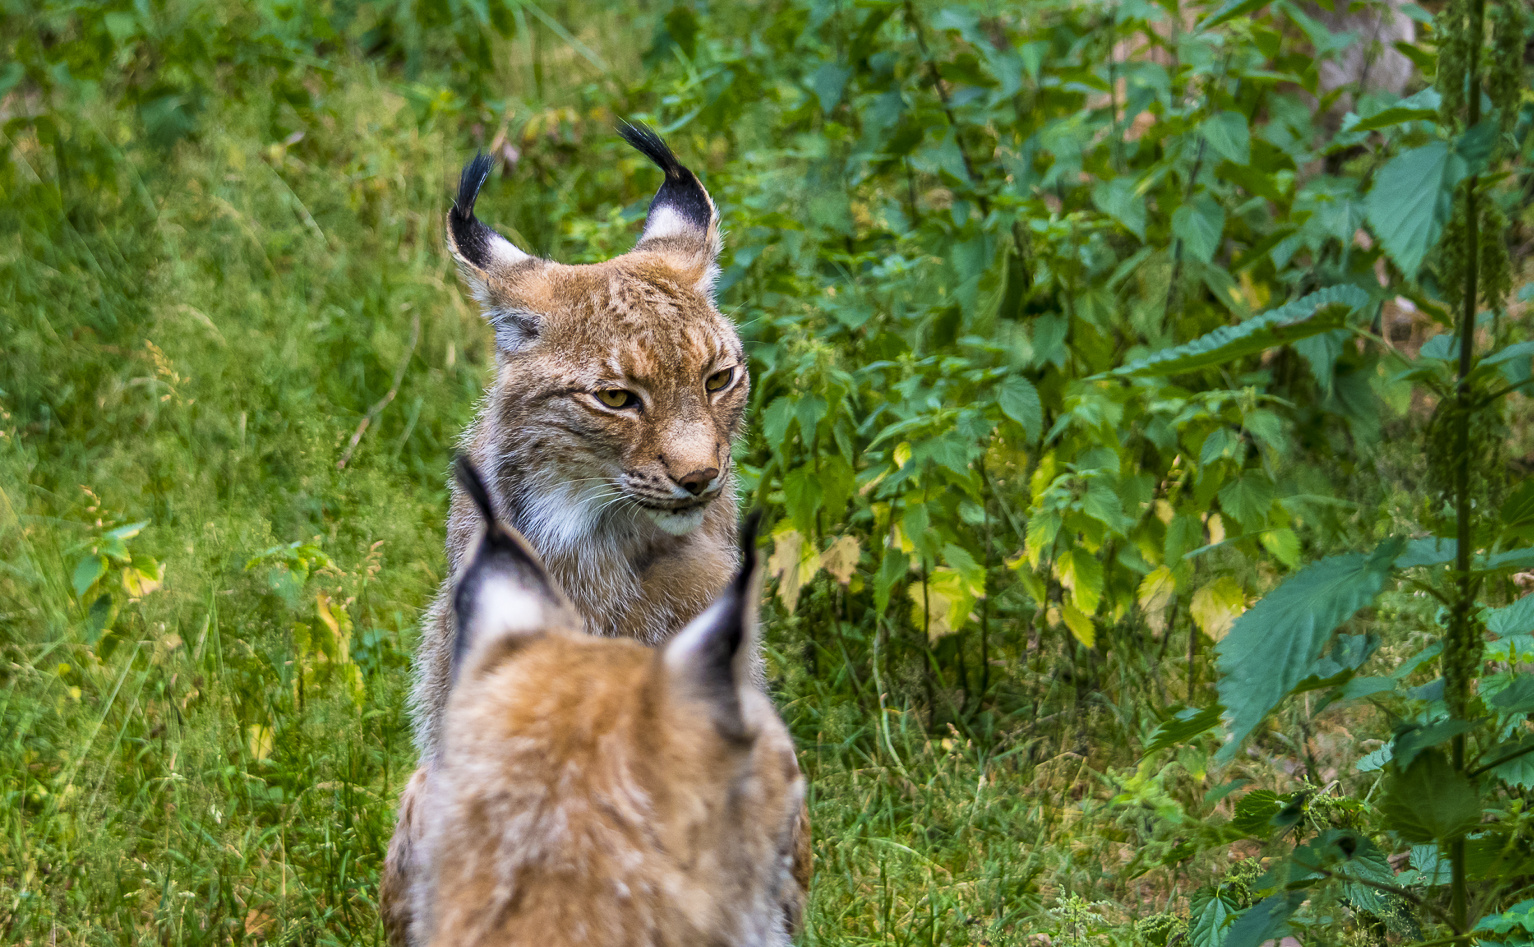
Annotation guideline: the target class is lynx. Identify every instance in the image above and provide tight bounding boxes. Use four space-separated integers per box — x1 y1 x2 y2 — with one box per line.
382 129 810 945
411 124 749 763
392 458 805 947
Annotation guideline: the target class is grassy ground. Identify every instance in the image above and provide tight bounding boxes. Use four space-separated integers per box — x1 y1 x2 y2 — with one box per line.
4 2 1529 945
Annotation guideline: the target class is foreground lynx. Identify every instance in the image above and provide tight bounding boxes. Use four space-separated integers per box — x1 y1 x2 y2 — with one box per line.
412 125 748 763
398 459 805 947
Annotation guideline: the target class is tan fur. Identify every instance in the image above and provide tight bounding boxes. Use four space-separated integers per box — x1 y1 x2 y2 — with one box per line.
412 214 749 764
390 481 803 947
385 142 810 944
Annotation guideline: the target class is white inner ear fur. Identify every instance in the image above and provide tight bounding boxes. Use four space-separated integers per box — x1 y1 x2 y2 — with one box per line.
641 205 696 242
485 230 531 266
468 575 547 645
662 596 730 675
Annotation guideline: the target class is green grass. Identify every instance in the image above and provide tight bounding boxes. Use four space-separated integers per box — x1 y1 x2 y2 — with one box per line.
4 1 1531 945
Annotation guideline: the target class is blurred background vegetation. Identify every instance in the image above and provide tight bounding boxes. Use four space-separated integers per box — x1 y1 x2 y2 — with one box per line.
2 0 1533 943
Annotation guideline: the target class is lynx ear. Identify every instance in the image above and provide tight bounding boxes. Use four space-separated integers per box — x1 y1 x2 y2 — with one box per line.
619 122 722 298
662 513 761 739
446 154 547 352
449 456 566 682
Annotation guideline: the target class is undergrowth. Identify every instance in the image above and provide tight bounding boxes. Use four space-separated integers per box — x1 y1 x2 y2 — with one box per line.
2 0 1533 944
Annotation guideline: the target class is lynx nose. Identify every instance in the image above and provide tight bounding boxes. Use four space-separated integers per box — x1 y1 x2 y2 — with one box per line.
676 467 719 496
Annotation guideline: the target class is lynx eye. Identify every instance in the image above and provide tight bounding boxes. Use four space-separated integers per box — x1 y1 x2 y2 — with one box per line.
595 389 638 409
705 368 734 393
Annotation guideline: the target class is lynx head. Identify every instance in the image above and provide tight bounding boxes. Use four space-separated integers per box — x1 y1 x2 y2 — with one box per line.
446 125 747 545
414 459 804 947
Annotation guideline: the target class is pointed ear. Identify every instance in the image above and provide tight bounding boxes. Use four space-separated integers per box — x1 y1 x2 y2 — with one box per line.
619 122 722 298
662 513 762 739
449 456 568 682
446 154 547 352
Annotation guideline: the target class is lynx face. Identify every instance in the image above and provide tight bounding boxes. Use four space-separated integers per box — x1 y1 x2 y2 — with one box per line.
449 126 747 551
407 460 804 947
477 257 748 542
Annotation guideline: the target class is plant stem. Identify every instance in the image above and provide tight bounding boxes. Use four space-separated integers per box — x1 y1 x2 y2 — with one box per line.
1447 0 1486 930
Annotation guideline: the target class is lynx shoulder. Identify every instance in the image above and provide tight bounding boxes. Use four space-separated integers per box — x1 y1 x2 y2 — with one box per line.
411 125 749 762
392 459 804 947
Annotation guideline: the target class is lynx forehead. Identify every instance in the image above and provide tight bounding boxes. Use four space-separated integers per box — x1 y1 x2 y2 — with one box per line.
409 125 749 764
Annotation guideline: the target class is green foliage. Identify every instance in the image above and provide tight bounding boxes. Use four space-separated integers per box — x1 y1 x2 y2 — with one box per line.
1 0 1532 943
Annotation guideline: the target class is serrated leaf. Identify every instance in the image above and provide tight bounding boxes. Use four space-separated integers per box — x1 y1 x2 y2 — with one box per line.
1057 549 1104 614
1485 595 1534 637
1103 285 1368 378
1172 193 1226 264
1490 675 1534 714
1380 748 1482 842
1391 718 1476 769
73 555 108 599
1215 539 1401 761
1217 472 1274 532
820 535 861 585
1091 176 1146 239
1060 599 1097 648
1202 110 1251 165
1261 528 1301 568
1341 87 1441 133
1192 577 1246 641
998 374 1043 442
1199 0 1270 31
1482 736 1534 789
1365 140 1467 279
1224 892 1305 947
1189 891 1240 947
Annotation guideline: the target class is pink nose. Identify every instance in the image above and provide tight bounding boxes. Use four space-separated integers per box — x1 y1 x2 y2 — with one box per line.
676 467 718 496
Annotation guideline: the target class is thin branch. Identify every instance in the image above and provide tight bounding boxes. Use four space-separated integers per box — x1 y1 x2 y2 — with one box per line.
903 0 991 216
338 310 421 470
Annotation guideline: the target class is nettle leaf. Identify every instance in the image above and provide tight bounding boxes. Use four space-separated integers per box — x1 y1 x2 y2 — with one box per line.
1341 87 1441 134
1489 675 1534 714
1224 892 1305 947
762 396 795 451
1199 0 1270 31
1189 891 1240 947
1215 538 1402 762
1171 193 1226 264
1103 285 1368 379
1365 139 1467 279
1484 595 1534 637
1391 718 1476 769
1091 176 1147 239
998 374 1043 442
1202 110 1251 165
1217 472 1274 533
1380 748 1482 843
1482 735 1534 789
72 555 108 599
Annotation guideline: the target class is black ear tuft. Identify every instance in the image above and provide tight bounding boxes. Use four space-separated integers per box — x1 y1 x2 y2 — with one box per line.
735 510 762 597
448 153 500 271
449 455 562 680
619 121 715 240
453 453 498 527
618 122 687 181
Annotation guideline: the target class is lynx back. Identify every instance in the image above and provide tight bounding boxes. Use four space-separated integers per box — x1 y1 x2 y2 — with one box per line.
403 460 804 947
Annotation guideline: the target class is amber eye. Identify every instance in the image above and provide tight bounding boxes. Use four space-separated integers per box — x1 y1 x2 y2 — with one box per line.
595 389 638 409
705 368 734 393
